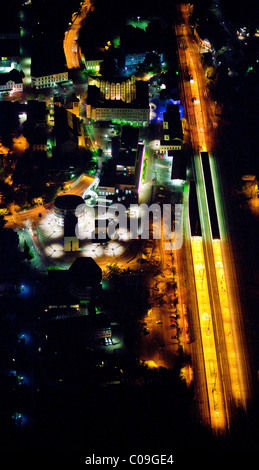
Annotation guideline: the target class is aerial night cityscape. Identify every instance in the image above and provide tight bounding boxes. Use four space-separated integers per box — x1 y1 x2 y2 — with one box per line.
0 0 258 466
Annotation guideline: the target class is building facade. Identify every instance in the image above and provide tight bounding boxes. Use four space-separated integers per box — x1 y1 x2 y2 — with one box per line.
54 195 86 226
87 77 149 127
0 69 24 93
84 59 103 72
31 71 71 89
0 79 23 92
88 75 137 103
90 106 149 126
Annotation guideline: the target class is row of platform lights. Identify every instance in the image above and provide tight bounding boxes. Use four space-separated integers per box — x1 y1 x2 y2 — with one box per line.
191 236 225 429
191 154 242 429
198 152 242 407
188 66 238 428
182 20 243 426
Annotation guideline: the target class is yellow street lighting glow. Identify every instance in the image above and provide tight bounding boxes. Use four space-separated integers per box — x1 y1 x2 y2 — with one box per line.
212 239 241 404
191 236 225 430
145 360 159 369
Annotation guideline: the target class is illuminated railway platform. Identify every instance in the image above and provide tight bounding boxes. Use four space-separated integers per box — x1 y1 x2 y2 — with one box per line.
213 239 241 405
191 236 226 430
176 1 252 434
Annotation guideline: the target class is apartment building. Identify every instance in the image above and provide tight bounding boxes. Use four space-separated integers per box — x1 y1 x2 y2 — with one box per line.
31 71 71 89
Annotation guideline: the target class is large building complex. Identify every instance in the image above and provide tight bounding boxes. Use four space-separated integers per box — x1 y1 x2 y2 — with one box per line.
87 76 150 126
31 71 71 89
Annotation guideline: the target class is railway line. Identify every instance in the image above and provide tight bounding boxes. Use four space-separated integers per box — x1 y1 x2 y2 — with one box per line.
175 3 252 432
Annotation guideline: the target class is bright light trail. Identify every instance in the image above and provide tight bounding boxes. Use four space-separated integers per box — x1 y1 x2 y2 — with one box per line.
185 48 207 152
63 1 92 69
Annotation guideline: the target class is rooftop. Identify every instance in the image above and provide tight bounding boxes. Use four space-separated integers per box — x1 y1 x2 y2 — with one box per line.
48 269 77 307
0 69 23 85
54 194 85 211
115 149 136 166
68 257 102 288
99 165 136 188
